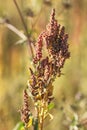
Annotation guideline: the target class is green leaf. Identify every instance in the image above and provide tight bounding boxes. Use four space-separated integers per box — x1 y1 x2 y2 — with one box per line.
13 122 24 130
48 102 55 110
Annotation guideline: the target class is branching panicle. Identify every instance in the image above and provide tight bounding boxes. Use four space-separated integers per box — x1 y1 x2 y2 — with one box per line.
20 8 70 130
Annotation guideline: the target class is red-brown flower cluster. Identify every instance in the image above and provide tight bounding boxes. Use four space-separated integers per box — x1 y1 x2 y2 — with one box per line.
33 32 43 63
21 8 70 127
33 8 70 76
28 9 70 104
20 90 30 126
44 9 70 77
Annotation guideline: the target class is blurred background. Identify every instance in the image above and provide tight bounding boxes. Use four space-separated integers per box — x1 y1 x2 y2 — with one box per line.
0 0 87 130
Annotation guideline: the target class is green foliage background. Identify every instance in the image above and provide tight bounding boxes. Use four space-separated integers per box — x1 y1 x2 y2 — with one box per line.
0 0 87 130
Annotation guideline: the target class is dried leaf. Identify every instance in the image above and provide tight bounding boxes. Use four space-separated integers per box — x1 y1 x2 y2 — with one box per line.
27 117 33 128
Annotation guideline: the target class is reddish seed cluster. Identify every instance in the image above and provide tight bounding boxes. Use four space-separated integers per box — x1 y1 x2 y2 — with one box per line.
44 9 70 76
20 90 30 125
29 8 70 102
47 8 58 37
21 9 70 126
33 33 43 63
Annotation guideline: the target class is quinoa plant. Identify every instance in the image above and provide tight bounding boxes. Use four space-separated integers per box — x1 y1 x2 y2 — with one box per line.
1 1 87 130
19 8 70 130
13 1 70 130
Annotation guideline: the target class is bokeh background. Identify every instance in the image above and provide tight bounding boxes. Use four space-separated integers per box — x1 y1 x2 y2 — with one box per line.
0 0 87 130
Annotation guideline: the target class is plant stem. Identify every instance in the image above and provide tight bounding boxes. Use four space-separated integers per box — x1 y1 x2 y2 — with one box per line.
13 0 29 37
36 101 45 130
13 0 34 59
